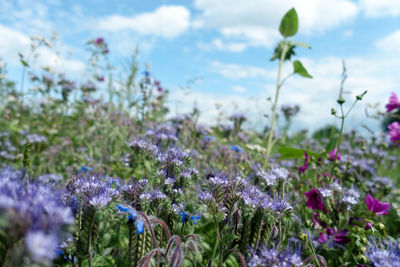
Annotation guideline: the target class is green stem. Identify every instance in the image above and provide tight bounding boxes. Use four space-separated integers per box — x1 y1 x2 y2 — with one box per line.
330 104 345 183
265 41 288 165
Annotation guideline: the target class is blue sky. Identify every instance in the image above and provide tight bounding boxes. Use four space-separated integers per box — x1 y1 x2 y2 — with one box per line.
1 0 400 133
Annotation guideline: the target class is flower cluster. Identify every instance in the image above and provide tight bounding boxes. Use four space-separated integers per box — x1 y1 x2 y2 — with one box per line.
0 166 73 265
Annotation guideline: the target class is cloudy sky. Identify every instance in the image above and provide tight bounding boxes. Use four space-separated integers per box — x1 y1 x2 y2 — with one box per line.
1 0 399 133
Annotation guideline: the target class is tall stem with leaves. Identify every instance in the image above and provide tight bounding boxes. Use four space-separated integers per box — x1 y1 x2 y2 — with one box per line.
265 8 313 165
330 61 367 180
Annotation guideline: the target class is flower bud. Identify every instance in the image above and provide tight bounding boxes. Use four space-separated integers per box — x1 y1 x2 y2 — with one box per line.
331 108 337 115
356 254 368 264
299 233 307 242
376 222 385 232
337 97 345 105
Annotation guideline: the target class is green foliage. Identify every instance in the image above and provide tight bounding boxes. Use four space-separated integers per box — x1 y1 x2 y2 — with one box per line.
279 8 299 38
293 60 312 78
278 146 318 159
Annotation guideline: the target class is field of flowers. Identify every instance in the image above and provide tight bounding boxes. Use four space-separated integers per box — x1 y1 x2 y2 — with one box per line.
1 8 400 267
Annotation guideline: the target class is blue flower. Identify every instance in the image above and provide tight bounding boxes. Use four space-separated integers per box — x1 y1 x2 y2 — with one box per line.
142 70 151 77
190 215 201 225
231 145 244 153
116 205 144 234
79 165 93 173
180 212 189 223
116 204 137 222
136 220 144 234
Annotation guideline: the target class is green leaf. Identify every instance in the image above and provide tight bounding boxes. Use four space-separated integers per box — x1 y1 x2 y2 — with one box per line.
20 59 29 67
278 147 318 159
293 41 312 49
279 8 298 38
293 60 312 78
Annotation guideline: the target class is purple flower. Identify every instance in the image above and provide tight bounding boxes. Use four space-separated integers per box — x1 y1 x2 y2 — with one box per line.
386 92 400 112
388 122 400 146
365 194 390 215
334 230 350 245
298 152 309 174
304 188 324 211
248 239 302 267
365 237 400 266
329 148 341 161
96 37 104 44
25 231 59 264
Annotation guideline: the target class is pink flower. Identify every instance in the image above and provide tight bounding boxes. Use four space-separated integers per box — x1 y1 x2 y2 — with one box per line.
388 122 400 146
305 188 324 211
365 194 390 215
96 37 104 44
329 148 340 161
298 152 309 174
385 92 400 112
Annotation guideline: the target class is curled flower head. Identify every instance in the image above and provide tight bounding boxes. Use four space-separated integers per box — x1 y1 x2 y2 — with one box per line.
365 194 390 215
364 237 400 266
386 92 400 113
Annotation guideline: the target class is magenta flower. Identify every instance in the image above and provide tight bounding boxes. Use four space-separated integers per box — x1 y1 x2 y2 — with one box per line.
298 152 309 174
305 188 324 211
385 92 400 112
329 148 340 161
365 194 390 215
388 122 400 146
96 37 104 44
334 230 350 245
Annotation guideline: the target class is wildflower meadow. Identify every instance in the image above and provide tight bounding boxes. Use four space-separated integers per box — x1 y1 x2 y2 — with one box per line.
1 6 400 267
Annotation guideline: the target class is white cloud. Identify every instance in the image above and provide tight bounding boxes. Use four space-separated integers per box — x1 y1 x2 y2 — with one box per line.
375 30 400 53
197 38 247 52
35 47 85 74
169 55 400 133
99 6 190 38
211 61 271 79
231 85 248 93
0 24 84 74
359 0 400 17
343 30 354 37
194 0 358 50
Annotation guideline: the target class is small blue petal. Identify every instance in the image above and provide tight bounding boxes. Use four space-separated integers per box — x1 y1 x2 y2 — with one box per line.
180 212 189 223
128 211 137 222
116 204 130 212
136 220 144 234
190 215 201 225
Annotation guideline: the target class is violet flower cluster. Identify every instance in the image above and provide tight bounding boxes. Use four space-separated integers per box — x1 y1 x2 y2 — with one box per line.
0 166 73 265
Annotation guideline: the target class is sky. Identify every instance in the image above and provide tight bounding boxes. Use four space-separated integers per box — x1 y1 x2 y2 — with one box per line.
1 0 400 134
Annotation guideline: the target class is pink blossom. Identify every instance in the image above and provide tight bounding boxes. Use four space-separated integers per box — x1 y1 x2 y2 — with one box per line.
96 37 104 44
365 194 390 215
388 122 400 146
385 92 400 112
329 148 340 161
305 188 324 211
298 152 309 174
